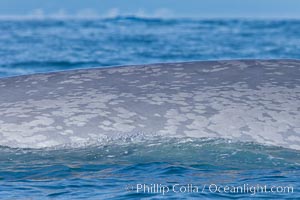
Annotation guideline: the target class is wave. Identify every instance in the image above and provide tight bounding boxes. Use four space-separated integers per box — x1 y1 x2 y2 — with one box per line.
1 137 299 169
1 14 300 22
0 61 116 77
2 137 299 199
0 14 123 21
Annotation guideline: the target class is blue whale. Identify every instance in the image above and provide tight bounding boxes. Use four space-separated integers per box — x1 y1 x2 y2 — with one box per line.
0 60 299 149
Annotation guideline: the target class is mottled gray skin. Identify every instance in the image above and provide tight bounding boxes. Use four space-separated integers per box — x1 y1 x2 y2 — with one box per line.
0 60 299 149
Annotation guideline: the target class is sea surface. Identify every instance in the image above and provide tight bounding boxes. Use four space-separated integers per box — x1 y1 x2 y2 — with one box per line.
0 17 300 199
1 17 300 77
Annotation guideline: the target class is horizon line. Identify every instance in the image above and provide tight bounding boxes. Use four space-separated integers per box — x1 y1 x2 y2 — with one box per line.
0 14 300 21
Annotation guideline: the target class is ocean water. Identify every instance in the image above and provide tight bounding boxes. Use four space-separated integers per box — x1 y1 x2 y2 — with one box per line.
1 138 300 199
1 17 300 77
0 17 300 199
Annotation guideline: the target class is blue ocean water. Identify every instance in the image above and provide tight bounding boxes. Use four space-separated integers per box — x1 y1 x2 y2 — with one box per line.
0 17 300 199
1 138 300 199
1 17 300 77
